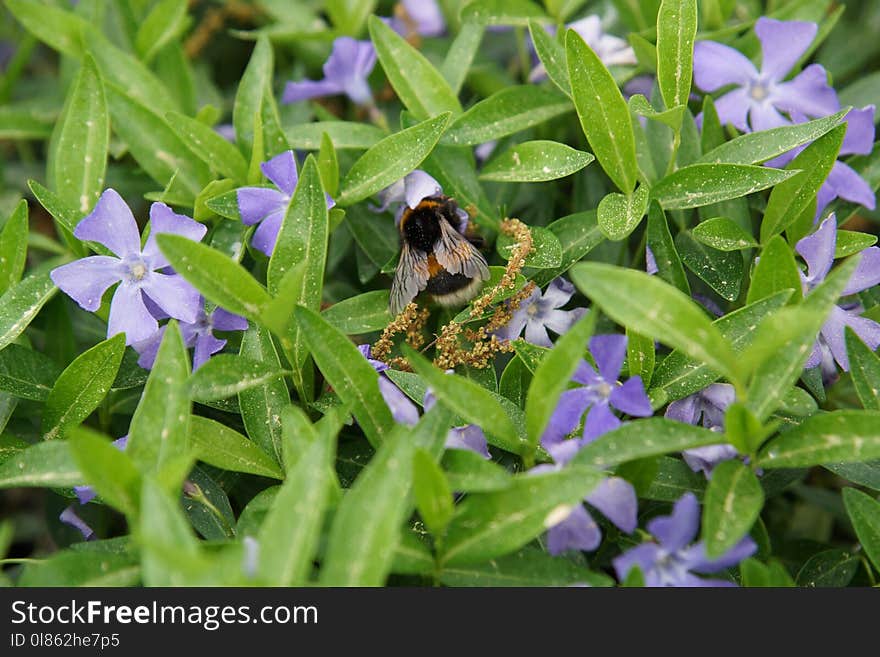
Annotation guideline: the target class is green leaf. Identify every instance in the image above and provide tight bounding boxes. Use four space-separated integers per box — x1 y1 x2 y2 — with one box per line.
842 487 880 573
845 328 880 411
701 460 764 559
336 113 451 206
368 16 460 120
627 328 655 386
525 312 594 453
258 429 335 585
0 344 61 401
294 306 393 446
69 427 141 517
746 235 802 304
440 465 604 566
566 29 637 192
325 0 377 35
167 111 249 182
139 477 202 586
42 333 125 440
760 124 845 243
439 546 612 586
692 217 758 251
570 262 740 387
0 440 82 489
134 0 187 63
650 292 792 403
234 36 272 158
413 449 454 538
442 86 571 146
157 234 272 322
48 55 108 215
322 290 392 334
757 410 880 468
479 140 593 182
0 262 59 352
528 19 570 96
404 346 523 454
835 230 877 258
320 427 415 586
597 185 650 241
285 121 385 150
19 549 139 587
460 0 547 25
188 354 284 402
699 109 849 165
0 201 29 295
317 132 339 197
495 225 563 269
126 322 191 478
796 549 859 587
189 415 283 480
238 326 288 466
824 460 880 492
653 163 798 210
643 456 706 502
442 449 513 492
646 201 690 294
441 21 485 95
571 418 725 468
675 231 742 301
656 0 697 109
5 0 87 57
628 95 685 130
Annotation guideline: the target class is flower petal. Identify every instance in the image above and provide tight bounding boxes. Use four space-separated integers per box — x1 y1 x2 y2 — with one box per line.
686 536 757 573
546 504 601 555
59 505 95 540
613 543 662 583
665 394 699 425
648 492 700 551
693 41 757 91
582 402 621 442
108 284 158 345
193 333 226 370
796 214 836 284
541 277 576 308
713 88 753 132
827 161 876 211
261 150 298 195
445 425 490 459
250 209 284 256
542 308 587 337
50 256 121 311
132 326 165 370
590 333 627 383
237 187 287 226
378 376 420 425
841 106 876 156
73 188 141 257
842 246 880 296
141 273 200 325
281 78 344 104
822 305 880 371
774 64 840 118
524 317 553 347
541 387 591 447
610 377 653 417
211 308 249 332
749 102 789 132
755 18 817 81
74 485 97 505
142 202 207 267
682 444 739 477
586 476 637 533
404 170 442 209
401 0 445 37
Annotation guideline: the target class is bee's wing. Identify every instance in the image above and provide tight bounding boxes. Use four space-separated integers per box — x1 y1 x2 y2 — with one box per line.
390 242 430 315
434 218 490 281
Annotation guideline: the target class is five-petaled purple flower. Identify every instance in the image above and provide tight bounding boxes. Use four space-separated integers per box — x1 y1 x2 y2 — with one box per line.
282 37 376 106
796 214 880 371
494 278 587 348
543 334 653 451
50 190 204 345
358 345 490 458
237 150 334 256
60 436 128 540
665 383 739 477
613 493 757 586
132 297 248 370
694 18 838 132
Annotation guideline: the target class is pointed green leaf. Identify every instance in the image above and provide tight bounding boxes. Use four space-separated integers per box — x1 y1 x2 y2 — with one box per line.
702 460 764 559
189 415 283 480
692 217 759 251
0 440 82 489
747 235 802 304
653 163 798 210
69 427 141 517
757 410 880 468
238 326 288 466
167 111 249 182
413 448 454 538
842 487 880 573
479 140 593 182
598 185 649 241
845 327 880 411
0 262 59 351
0 201 29 295
675 231 742 301
656 0 697 109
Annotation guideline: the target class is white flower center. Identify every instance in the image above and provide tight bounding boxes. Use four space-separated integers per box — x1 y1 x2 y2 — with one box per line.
526 303 540 317
123 256 151 284
748 79 773 102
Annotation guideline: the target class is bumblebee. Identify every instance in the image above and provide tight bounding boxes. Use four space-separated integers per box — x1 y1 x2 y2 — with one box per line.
390 195 490 315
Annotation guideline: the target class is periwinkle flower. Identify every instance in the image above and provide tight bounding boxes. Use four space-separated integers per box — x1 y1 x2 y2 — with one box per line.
50 190 204 345
613 493 757 586
665 384 739 477
391 0 445 38
282 37 376 106
373 169 469 228
236 150 335 256
796 214 880 371
543 334 653 448
358 345 490 458
133 297 248 370
694 18 838 132
494 278 588 348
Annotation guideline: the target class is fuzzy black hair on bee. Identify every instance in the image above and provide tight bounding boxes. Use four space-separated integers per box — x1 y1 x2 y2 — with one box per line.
389 195 490 315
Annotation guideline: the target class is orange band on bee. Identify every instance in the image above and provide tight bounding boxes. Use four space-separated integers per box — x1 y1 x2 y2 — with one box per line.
426 254 443 276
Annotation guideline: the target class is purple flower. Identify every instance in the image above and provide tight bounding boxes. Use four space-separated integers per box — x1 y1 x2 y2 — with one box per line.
542 334 653 452
358 345 490 458
796 214 880 371
61 436 128 540
50 190 205 345
766 106 876 216
646 246 659 275
282 37 376 106
132 297 248 370
390 0 445 37
666 384 739 477
613 493 757 586
494 278 588 348
373 169 469 229
694 18 839 132
236 150 335 256
529 15 636 83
